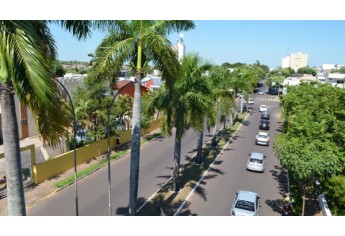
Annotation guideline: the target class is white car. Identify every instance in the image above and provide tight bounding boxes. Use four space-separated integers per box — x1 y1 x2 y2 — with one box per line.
258 90 264 95
231 190 261 216
255 132 270 146
248 98 254 104
246 152 265 172
259 104 267 112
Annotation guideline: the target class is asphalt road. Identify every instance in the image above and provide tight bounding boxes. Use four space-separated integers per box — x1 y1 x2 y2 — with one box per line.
175 93 287 216
28 121 224 216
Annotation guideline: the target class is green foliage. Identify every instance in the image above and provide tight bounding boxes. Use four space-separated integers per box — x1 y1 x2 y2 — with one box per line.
323 175 345 215
275 82 345 211
270 68 294 77
297 66 317 76
50 60 66 77
330 66 345 74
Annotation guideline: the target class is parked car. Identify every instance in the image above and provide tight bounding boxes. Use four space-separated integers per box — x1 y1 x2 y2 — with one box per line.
259 120 270 130
248 98 254 104
255 131 270 146
231 190 261 216
246 152 266 173
259 104 267 112
261 111 270 120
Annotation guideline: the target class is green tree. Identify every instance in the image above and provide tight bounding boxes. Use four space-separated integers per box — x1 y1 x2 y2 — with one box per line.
275 82 345 215
297 66 317 76
208 65 234 147
93 20 195 215
146 52 214 191
0 20 94 215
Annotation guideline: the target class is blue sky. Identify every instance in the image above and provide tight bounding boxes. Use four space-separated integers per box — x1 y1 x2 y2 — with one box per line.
50 20 345 69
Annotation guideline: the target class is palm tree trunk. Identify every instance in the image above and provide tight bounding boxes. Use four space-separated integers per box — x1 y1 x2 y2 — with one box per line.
211 101 218 147
0 84 26 216
195 131 203 165
173 128 182 192
128 73 142 216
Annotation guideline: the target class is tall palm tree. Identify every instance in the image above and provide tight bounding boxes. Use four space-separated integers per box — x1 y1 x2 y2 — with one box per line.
146 52 214 191
0 20 95 215
208 65 235 147
230 66 257 114
93 20 195 215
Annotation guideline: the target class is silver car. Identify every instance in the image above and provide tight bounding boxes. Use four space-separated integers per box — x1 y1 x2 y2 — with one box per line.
231 190 261 216
246 152 265 172
256 131 270 146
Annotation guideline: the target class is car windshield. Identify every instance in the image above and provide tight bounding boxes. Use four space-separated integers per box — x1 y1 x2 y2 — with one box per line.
250 158 263 164
235 200 255 212
258 134 268 138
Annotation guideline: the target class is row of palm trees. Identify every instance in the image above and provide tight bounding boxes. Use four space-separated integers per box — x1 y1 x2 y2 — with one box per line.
0 20 262 216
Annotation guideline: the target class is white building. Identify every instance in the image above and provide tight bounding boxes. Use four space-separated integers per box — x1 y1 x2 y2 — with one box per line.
323 72 345 89
320 64 345 72
56 73 87 100
281 52 308 72
172 34 185 62
283 74 316 87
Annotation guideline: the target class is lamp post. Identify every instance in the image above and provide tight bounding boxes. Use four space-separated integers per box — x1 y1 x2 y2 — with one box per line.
54 78 79 216
106 80 136 216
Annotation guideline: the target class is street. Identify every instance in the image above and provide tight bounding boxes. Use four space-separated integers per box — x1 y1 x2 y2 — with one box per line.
175 93 286 215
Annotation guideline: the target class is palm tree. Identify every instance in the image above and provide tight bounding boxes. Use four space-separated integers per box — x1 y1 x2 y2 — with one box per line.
208 65 235 147
0 20 96 215
93 20 195 215
230 66 257 114
146 52 214 191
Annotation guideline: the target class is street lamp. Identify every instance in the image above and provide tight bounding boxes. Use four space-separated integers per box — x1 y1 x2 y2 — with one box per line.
54 78 79 216
106 80 135 216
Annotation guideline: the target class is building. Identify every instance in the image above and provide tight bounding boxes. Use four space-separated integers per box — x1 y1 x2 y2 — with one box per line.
114 80 149 98
283 74 316 87
172 34 185 62
320 64 345 72
281 52 308 72
56 73 87 100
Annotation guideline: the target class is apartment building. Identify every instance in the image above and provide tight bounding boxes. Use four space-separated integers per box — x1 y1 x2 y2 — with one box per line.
281 52 308 72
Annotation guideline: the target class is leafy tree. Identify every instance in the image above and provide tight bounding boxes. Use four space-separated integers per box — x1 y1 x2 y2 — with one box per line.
275 82 345 215
297 66 317 76
93 20 195 215
323 175 345 215
0 20 95 216
51 60 66 77
330 66 345 74
270 68 294 77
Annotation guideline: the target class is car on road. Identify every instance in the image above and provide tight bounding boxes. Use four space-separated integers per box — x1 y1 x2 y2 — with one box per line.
246 152 266 173
231 190 261 216
258 90 264 95
256 131 270 146
259 104 267 112
259 120 270 130
248 98 254 104
261 111 270 120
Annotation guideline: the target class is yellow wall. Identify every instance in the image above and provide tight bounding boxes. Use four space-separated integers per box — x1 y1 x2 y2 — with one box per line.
32 119 158 184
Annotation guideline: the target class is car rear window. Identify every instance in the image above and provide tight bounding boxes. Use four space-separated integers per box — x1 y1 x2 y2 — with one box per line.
250 158 263 164
235 200 255 212
258 134 268 138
